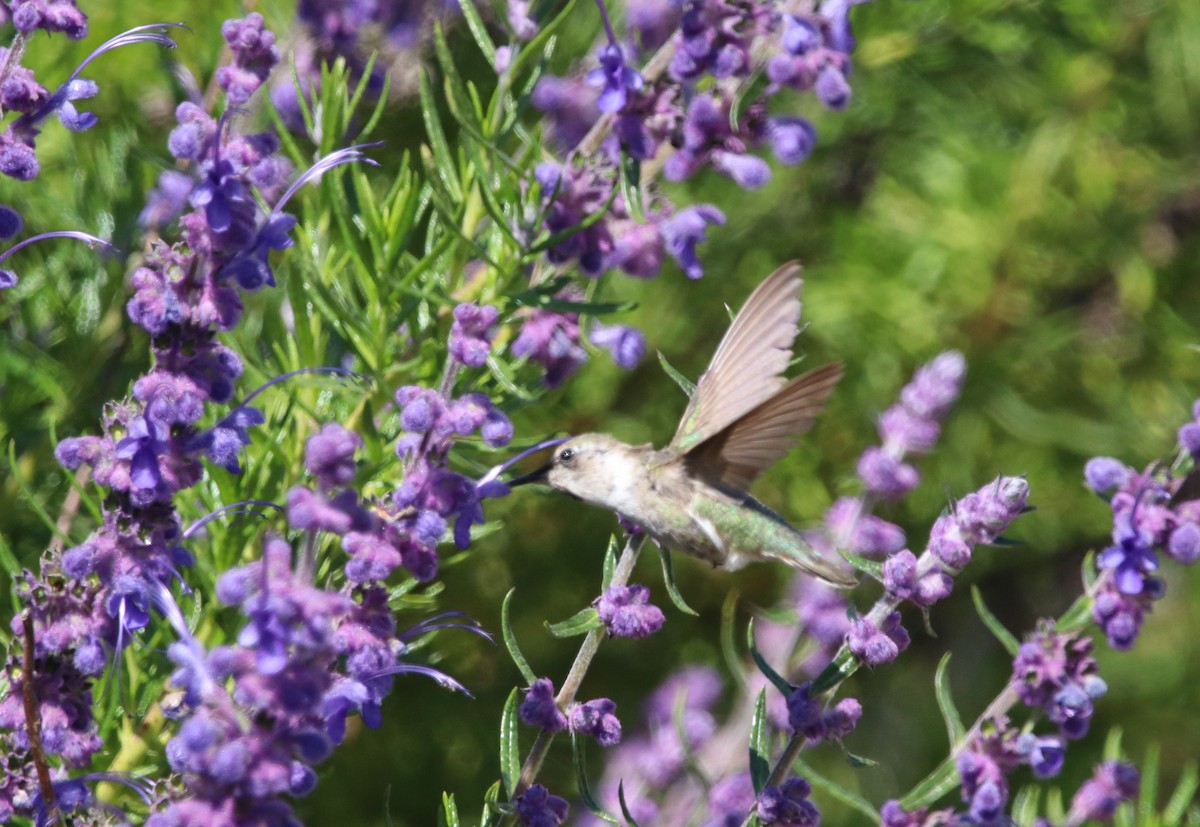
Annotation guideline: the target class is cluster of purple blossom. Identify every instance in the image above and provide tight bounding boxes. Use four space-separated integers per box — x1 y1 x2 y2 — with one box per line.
1083 405 1200 649
0 13 386 823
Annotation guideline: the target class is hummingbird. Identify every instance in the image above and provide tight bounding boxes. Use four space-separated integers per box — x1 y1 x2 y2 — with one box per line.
509 263 856 588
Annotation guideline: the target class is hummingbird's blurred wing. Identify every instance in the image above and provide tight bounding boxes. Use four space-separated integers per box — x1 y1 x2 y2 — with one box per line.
668 263 804 456
684 362 843 491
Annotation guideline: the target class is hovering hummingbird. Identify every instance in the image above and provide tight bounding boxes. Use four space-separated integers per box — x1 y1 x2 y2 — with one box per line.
509 263 856 588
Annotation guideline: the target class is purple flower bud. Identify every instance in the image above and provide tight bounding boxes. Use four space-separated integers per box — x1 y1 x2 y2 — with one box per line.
1084 457 1129 494
768 116 818 165
757 776 820 826
915 570 953 607
519 678 568 732
880 801 931 827
342 532 403 583
1070 761 1139 823
0 205 22 240
857 447 920 499
901 351 967 419
847 614 906 666
955 476 1029 545
712 149 772 189
398 389 440 433
815 64 852 109
449 302 499 367
481 410 514 448
569 697 622 746
590 321 646 370
882 550 918 600
929 515 971 568
594 584 665 638
1168 522 1200 564
1180 422 1200 456
12 0 88 38
507 0 538 40
879 405 941 453
782 15 822 55
216 14 280 105
514 784 569 826
304 423 362 489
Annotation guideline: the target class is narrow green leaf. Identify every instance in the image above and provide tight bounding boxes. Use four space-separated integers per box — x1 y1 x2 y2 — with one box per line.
795 759 881 821
574 734 620 823
7 441 70 547
0 531 20 577
844 750 878 768
419 69 463 201
659 547 699 616
729 66 767 130
720 590 746 690
1010 784 1042 827
971 586 1020 656
1140 744 1160 826
619 152 645 223
1080 548 1098 591
749 688 770 794
934 654 965 746
1046 787 1066 826
1163 761 1198 826
440 792 461 827
1103 726 1125 760
657 350 697 397
748 618 793 696
534 296 638 315
602 535 618 588
433 23 480 128
481 780 503 827
1054 590 1094 634
546 607 603 638
840 550 883 580
507 0 579 79
500 687 521 798
501 589 537 685
899 754 958 810
617 781 642 827
455 0 496 63
810 647 859 695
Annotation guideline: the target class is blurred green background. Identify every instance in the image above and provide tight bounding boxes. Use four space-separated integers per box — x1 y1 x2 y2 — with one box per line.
2 0 1199 824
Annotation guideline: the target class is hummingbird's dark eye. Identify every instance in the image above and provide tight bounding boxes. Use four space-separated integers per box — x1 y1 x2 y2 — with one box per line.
558 448 575 464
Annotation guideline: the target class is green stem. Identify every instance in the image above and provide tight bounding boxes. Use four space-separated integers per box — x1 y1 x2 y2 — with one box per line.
509 535 648 807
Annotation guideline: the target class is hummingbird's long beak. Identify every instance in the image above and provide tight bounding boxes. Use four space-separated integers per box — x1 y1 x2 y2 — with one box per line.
508 460 552 487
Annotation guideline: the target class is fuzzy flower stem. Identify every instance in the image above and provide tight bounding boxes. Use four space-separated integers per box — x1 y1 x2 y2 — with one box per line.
20 611 59 825
512 535 648 803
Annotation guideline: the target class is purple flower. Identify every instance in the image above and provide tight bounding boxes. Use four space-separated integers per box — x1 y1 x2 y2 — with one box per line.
768 117 818 165
519 678 568 732
515 784 570 826
570 697 622 746
1084 457 1130 495
757 776 820 826
215 14 280 105
587 43 644 113
857 446 920 499
847 611 908 666
305 423 363 489
590 321 646 370
512 306 588 387
660 204 725 279
1068 761 1139 824
786 682 861 741
1017 733 1066 779
704 772 756 827
594 584 665 638
449 302 500 367
10 0 88 37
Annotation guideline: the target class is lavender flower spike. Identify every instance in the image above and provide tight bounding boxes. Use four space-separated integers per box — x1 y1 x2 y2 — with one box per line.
0 229 114 289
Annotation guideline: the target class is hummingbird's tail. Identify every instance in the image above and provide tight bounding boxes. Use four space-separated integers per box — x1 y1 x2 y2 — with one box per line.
752 539 859 589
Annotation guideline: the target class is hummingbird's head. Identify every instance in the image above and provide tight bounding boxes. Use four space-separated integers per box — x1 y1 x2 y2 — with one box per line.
508 433 642 506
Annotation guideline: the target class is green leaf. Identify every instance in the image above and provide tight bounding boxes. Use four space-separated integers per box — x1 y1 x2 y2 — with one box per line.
500 687 521 798
440 792 461 827
0 531 20 577
971 586 1020 656
748 618 794 696
617 781 642 827
795 758 881 821
547 607 603 638
527 184 618 254
507 0 579 80
729 66 767 130
720 590 746 690
432 23 480 128
419 69 463 202
840 550 884 580
619 152 645 223
502 589 537 685
658 546 699 616
899 753 958 810
573 734 620 823
7 441 71 548
455 0 496 64
810 647 859 695
1140 743 1161 825
749 688 770 794
657 350 697 397
602 535 618 589
1010 784 1042 827
933 653 966 746
1163 761 1198 826
1054 590 1094 634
